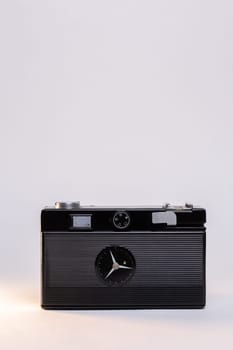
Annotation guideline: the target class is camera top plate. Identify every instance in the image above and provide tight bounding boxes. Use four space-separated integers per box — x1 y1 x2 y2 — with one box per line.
41 202 206 232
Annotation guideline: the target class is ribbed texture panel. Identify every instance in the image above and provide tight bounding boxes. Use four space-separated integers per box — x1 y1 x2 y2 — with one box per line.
45 233 204 287
43 232 205 308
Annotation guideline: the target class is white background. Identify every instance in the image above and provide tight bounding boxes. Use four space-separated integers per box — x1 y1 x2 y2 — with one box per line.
0 1 233 349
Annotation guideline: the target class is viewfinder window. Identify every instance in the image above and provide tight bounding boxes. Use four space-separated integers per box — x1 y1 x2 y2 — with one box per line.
72 215 92 229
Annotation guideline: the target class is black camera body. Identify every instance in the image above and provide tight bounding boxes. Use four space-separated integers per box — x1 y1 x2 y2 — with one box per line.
41 202 206 309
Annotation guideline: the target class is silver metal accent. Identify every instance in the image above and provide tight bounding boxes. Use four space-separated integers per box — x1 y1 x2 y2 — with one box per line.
105 249 133 279
185 203 193 209
55 201 81 209
118 265 133 270
112 262 120 270
162 203 193 211
152 211 177 225
110 250 117 264
162 203 170 209
53 202 194 210
105 268 114 279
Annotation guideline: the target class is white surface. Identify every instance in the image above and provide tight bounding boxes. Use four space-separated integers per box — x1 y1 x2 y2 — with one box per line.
0 284 233 350
0 0 233 349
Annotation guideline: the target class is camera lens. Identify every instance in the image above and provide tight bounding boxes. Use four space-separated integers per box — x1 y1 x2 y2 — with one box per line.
113 211 130 229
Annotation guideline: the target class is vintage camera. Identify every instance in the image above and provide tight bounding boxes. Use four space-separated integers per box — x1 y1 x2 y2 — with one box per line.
41 202 206 309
